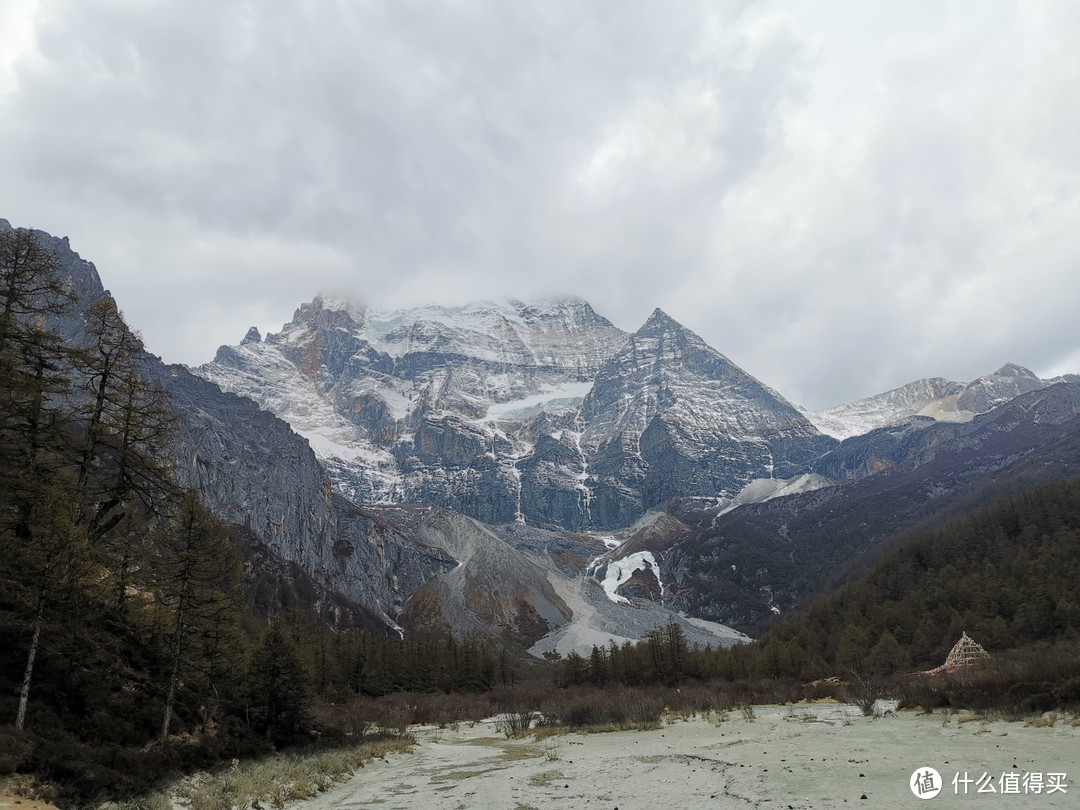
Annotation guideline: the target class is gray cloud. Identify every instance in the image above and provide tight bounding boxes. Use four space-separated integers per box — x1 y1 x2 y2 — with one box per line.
2 0 1079 409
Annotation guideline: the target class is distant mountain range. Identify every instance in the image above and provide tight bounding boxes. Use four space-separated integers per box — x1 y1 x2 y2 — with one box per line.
805 363 1080 440
667 380 1080 629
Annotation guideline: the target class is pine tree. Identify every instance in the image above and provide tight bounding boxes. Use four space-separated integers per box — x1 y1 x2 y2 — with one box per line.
0 228 76 539
0 228 87 731
151 492 241 743
5 479 93 729
70 294 177 548
248 623 313 744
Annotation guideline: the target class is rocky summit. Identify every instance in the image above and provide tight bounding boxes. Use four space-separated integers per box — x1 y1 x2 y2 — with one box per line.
200 299 837 530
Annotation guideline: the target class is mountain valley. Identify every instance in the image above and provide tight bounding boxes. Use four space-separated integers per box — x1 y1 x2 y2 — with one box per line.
6 218 1080 657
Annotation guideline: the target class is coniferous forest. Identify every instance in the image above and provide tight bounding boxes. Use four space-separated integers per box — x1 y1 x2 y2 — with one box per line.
557 480 1080 692
3 227 1080 806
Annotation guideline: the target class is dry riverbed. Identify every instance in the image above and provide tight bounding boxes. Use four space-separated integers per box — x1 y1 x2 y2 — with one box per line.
297 705 1078 809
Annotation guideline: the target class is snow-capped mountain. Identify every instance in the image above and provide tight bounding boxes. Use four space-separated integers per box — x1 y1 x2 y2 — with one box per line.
806 363 1077 440
199 298 836 530
201 295 626 522
574 309 836 526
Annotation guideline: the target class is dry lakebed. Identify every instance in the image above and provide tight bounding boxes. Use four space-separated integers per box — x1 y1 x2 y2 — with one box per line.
296 704 1079 809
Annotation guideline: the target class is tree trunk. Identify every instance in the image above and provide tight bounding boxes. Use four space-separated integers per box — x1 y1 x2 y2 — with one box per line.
160 605 186 744
15 600 44 730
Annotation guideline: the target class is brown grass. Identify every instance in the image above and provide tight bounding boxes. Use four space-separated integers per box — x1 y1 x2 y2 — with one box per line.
121 736 414 810
528 769 565 787
1024 712 1059 728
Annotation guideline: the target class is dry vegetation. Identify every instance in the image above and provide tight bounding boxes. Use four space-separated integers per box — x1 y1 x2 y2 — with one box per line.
97 736 413 810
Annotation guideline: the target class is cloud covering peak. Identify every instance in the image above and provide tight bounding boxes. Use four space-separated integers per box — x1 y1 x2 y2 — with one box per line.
2 1 1080 409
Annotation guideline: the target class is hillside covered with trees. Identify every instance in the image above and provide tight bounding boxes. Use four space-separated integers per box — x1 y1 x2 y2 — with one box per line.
557 480 1080 700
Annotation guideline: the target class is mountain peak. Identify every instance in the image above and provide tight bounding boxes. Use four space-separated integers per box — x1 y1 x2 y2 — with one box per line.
992 362 1038 380
635 307 698 338
283 294 367 332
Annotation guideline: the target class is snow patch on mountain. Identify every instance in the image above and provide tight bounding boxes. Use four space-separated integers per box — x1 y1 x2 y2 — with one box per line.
600 552 664 605
715 473 834 516
527 563 747 658
482 381 593 421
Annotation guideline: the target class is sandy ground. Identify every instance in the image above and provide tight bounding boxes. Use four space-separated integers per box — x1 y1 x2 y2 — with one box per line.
0 798 58 810
297 705 1079 809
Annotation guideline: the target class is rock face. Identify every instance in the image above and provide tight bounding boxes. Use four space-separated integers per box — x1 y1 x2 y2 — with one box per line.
202 296 626 527
576 309 836 527
147 362 457 629
200 299 837 530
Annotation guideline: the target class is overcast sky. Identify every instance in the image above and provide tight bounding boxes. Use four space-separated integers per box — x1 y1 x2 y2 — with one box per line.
2 1 1079 410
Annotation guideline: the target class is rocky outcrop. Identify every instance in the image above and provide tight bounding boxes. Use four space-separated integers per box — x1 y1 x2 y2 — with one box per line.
201 296 628 521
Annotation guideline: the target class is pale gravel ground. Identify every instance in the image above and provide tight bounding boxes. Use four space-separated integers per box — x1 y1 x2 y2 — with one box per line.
296 706 1079 809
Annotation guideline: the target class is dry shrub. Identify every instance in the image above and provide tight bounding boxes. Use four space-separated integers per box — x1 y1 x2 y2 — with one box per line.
311 697 373 738
664 684 729 716
366 695 417 733
96 794 173 810
897 643 1080 715
529 769 564 787
172 737 414 810
625 693 664 729
409 692 496 726
543 739 560 761
842 669 888 717
534 687 663 731
495 709 535 739
1024 712 1059 728
0 726 30 776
